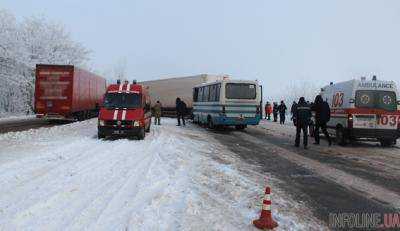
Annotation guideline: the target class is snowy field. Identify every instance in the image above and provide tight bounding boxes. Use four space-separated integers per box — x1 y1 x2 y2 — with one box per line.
0 118 325 230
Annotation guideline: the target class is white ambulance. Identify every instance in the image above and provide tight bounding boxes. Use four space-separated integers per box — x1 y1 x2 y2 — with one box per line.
320 76 400 146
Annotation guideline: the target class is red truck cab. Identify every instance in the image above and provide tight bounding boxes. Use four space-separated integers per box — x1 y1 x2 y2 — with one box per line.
98 80 151 139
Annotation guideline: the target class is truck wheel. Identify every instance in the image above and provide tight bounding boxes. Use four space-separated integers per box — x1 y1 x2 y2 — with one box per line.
98 132 105 139
336 127 347 146
137 128 145 140
380 139 394 147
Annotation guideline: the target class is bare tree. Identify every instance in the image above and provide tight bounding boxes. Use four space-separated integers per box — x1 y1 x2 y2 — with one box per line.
272 80 323 105
113 57 128 81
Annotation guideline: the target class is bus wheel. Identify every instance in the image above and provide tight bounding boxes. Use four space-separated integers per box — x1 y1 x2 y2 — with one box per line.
137 128 145 140
336 127 347 146
235 125 245 130
208 118 214 129
380 139 394 147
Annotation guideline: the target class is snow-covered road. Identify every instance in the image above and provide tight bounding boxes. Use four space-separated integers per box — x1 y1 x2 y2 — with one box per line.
0 118 325 230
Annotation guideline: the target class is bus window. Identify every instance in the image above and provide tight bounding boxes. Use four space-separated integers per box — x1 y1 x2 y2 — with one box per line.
203 86 210 102
209 85 216 102
226 83 256 99
198 87 204 102
216 84 220 101
193 88 199 102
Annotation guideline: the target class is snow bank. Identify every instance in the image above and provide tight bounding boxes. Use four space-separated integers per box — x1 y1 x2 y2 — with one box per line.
0 118 325 230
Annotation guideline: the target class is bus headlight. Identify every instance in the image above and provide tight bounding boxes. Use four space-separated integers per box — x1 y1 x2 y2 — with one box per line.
134 121 140 127
98 120 105 126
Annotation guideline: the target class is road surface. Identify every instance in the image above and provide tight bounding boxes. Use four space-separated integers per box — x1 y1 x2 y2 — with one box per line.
209 120 400 229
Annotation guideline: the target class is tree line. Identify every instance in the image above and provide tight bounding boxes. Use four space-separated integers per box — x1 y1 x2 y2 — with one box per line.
0 9 90 116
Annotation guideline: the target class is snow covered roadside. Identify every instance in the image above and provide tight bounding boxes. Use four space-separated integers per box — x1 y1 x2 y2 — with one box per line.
0 118 325 230
0 114 36 124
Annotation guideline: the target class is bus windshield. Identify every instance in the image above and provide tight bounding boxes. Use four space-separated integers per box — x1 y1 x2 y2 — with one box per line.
103 93 141 108
355 90 397 111
225 83 256 99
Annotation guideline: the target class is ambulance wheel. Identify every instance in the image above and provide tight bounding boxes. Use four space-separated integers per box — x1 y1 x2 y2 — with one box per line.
380 139 394 147
336 127 347 146
137 128 145 140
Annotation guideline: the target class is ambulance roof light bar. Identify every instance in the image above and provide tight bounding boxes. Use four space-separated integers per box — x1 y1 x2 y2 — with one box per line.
372 75 377 81
132 80 137 84
361 76 366 81
117 79 121 84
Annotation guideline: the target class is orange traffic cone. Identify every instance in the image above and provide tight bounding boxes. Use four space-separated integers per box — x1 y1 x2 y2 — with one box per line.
253 186 278 230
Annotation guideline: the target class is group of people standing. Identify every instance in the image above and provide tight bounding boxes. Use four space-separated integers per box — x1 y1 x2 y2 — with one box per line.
151 97 188 127
292 95 332 149
264 101 288 124
265 95 332 149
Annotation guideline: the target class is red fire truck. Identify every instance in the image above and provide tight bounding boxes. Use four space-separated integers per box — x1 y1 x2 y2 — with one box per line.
97 80 152 139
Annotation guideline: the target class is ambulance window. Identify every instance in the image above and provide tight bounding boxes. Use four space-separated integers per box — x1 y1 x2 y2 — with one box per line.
355 90 397 111
355 91 374 109
377 91 397 111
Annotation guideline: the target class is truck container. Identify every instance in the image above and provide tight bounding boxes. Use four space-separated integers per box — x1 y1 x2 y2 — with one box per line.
34 64 107 120
140 74 223 116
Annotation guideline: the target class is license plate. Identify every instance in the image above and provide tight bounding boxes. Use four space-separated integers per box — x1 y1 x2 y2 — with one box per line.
113 130 124 134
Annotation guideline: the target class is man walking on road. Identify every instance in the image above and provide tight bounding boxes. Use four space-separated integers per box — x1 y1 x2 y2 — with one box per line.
273 102 278 122
278 101 287 124
153 100 162 125
290 101 297 125
312 95 332 146
176 97 187 126
295 97 312 149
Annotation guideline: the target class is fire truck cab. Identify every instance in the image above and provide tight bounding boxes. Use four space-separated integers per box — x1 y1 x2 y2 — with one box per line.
320 76 400 146
98 80 151 140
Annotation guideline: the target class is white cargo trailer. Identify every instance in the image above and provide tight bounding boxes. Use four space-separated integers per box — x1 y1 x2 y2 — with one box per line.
140 74 224 116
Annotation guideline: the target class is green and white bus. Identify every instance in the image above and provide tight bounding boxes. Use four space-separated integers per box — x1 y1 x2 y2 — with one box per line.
192 79 262 129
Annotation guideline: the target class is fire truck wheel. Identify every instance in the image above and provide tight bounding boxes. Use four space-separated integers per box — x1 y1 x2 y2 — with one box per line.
137 128 145 140
97 132 105 139
336 127 347 146
146 123 150 133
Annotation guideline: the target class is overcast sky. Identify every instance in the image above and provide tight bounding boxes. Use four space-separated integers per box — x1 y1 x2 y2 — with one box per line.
2 0 400 98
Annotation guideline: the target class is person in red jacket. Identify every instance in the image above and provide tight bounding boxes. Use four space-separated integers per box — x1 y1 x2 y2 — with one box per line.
265 102 272 120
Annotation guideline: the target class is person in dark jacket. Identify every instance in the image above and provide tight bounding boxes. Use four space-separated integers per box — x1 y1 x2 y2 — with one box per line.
278 101 287 124
295 97 312 149
312 95 332 146
176 97 187 126
272 102 278 122
290 101 297 125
